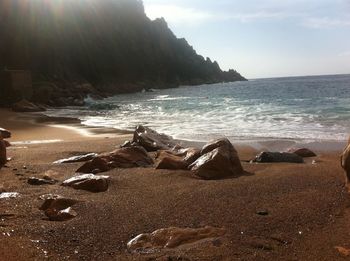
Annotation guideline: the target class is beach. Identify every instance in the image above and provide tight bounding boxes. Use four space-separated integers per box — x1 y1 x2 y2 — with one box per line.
1 109 350 261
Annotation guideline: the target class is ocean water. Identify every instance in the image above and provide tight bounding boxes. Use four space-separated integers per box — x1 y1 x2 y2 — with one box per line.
45 74 350 143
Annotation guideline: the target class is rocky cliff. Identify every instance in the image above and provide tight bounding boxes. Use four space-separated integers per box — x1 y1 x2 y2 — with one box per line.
0 0 246 106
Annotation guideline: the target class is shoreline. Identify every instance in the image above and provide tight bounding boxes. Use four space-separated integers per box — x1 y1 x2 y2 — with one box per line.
1 108 346 153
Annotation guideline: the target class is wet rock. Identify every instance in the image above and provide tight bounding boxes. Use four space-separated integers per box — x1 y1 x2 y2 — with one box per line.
0 192 20 199
288 148 316 158
53 153 98 164
173 147 201 165
252 152 304 163
27 177 56 185
76 146 153 173
127 226 226 253
62 174 109 192
0 128 11 139
156 151 188 170
189 138 244 179
12 99 46 112
132 125 176 152
341 142 350 190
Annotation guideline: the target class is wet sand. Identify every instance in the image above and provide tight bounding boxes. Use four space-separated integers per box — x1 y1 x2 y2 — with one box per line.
1 109 350 260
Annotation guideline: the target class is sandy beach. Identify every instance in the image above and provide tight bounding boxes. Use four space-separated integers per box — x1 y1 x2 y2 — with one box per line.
1 109 350 261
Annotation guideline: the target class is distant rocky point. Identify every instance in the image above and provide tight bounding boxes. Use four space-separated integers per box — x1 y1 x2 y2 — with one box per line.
0 0 246 107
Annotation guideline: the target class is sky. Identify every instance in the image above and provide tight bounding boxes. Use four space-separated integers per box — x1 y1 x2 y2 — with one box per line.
142 0 350 79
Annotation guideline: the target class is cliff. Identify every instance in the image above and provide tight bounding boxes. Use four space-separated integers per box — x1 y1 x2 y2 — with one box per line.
0 0 246 106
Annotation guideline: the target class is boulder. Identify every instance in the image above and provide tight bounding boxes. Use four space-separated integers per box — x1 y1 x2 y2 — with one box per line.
132 125 176 152
53 153 98 164
12 99 46 112
288 148 316 158
189 138 244 179
62 174 109 192
341 143 350 189
27 177 56 185
0 128 11 139
127 226 226 253
252 152 304 163
76 146 153 173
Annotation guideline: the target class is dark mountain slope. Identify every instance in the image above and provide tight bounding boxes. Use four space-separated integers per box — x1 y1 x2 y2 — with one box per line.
0 0 245 106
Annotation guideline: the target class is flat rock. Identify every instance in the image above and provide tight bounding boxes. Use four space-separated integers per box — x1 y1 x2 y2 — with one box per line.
53 153 98 164
27 177 56 185
62 174 109 192
288 148 317 157
127 226 226 253
189 138 244 179
76 146 153 173
252 151 304 163
132 125 176 152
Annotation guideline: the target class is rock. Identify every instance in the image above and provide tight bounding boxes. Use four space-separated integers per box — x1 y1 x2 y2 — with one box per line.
39 194 78 221
0 140 7 168
42 170 61 180
335 246 350 257
127 226 226 253
252 152 304 163
62 174 109 192
341 142 350 190
132 125 176 152
76 146 153 173
12 99 46 112
0 128 11 139
288 148 316 158
0 192 20 199
155 151 188 170
39 194 78 211
44 207 77 222
53 153 98 164
189 138 244 179
256 210 269 216
27 177 56 185
173 147 201 165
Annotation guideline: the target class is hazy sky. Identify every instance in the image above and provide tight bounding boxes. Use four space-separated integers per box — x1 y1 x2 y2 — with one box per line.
143 0 350 79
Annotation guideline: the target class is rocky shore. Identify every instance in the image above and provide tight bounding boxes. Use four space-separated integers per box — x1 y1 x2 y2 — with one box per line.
1 109 350 260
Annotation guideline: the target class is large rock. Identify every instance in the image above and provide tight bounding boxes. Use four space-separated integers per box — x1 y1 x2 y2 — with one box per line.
131 125 176 152
288 148 316 158
62 174 109 192
173 147 201 165
39 194 78 221
76 146 153 173
341 143 350 190
12 99 46 112
252 152 304 163
54 153 98 164
0 128 11 139
189 138 244 179
127 226 226 253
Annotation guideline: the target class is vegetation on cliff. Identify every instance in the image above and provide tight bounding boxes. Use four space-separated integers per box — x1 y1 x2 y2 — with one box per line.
0 0 245 106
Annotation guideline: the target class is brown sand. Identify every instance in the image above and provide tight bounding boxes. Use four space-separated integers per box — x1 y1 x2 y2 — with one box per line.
0 109 350 261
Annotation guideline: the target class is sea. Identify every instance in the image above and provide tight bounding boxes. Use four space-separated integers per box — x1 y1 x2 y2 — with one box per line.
44 74 350 147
